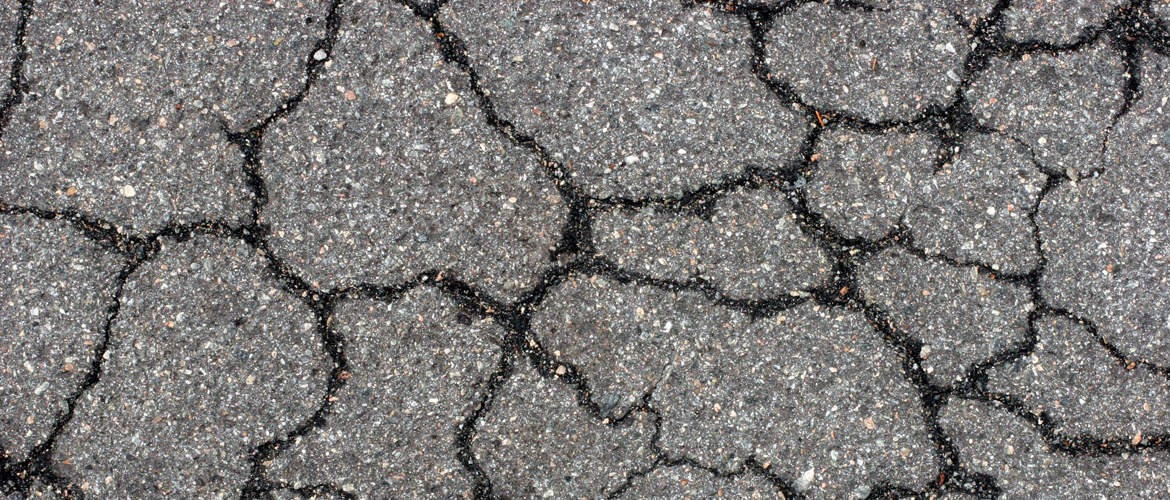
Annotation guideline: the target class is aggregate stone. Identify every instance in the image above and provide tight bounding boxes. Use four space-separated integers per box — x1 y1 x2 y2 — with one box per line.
262 0 565 301
766 1 971 122
969 42 1126 177
940 399 1170 499
594 188 828 299
1038 51 1170 367
530 276 934 497
0 0 330 231
619 465 783 499
808 130 936 240
858 247 1031 385
987 315 1170 439
906 134 1045 273
269 287 503 500
0 214 121 463
443 0 808 199
474 364 656 500
1001 0 1126 45
54 237 330 499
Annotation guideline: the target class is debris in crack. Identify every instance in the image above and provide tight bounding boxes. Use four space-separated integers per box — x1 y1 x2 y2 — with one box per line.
807 130 936 240
941 398 1170 499
473 363 656 500
968 40 1126 177
594 188 829 300
1038 49 1170 369
905 133 1045 274
0 213 122 464
53 236 330 499
261 0 565 301
268 287 502 500
442 0 808 199
858 247 1031 385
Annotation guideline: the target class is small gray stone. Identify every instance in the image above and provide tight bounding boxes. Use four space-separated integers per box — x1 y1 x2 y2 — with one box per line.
594 188 828 299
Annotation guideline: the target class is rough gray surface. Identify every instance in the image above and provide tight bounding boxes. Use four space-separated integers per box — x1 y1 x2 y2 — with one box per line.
941 399 1170 499
969 43 1126 177
532 276 934 497
620 465 782 499
1001 0 1126 45
474 364 656 500
444 0 808 198
987 315 1170 438
906 134 1045 273
594 188 828 299
766 2 971 122
0 214 121 463
858 248 1031 385
808 130 936 240
262 0 565 300
0 0 329 232
1038 51 1170 367
53 237 329 499
269 288 502 500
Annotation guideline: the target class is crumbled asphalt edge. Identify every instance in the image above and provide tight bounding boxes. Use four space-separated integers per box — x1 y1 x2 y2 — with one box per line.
0 0 1167 498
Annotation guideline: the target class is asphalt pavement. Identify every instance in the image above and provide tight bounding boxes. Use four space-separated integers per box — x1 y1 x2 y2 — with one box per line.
2 0 1170 499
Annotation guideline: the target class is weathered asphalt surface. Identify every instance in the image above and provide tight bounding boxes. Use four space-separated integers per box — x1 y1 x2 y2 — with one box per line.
1 0 1169 498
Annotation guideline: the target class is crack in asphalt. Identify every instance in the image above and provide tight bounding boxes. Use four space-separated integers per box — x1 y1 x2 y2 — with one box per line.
2 0 1170 498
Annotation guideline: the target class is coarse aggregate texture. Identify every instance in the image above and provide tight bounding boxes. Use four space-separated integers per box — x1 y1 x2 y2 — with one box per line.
807 130 936 241
2 0 1170 498
443 0 809 199
262 0 565 301
1038 49 1170 369
593 188 828 299
0 214 121 463
857 248 1031 385
53 237 330 499
268 287 502 500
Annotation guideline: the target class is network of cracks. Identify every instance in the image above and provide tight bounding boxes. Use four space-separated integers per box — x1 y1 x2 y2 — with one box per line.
1 0 1170 498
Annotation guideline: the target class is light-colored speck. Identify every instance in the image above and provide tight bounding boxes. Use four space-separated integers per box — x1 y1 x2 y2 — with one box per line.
313 49 328 61
120 185 136 198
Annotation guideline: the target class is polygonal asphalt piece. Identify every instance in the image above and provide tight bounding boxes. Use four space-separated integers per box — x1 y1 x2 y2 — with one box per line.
594 188 828 299
269 287 503 500
0 214 121 463
531 276 934 496
766 1 970 123
1038 51 1170 367
968 42 1125 177
987 315 1170 438
54 237 330 499
1001 0 1126 45
808 130 936 240
906 134 1045 273
0 0 330 232
619 465 783 499
443 0 808 199
261 0 565 301
474 363 656 500
1155 0 1170 21
0 1 18 79
940 399 1170 499
858 248 1031 385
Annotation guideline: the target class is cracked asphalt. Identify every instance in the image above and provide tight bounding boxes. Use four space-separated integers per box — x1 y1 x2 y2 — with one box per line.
1 0 1169 499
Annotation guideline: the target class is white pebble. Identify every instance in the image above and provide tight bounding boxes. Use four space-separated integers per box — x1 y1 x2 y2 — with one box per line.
120 185 136 198
313 49 328 61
